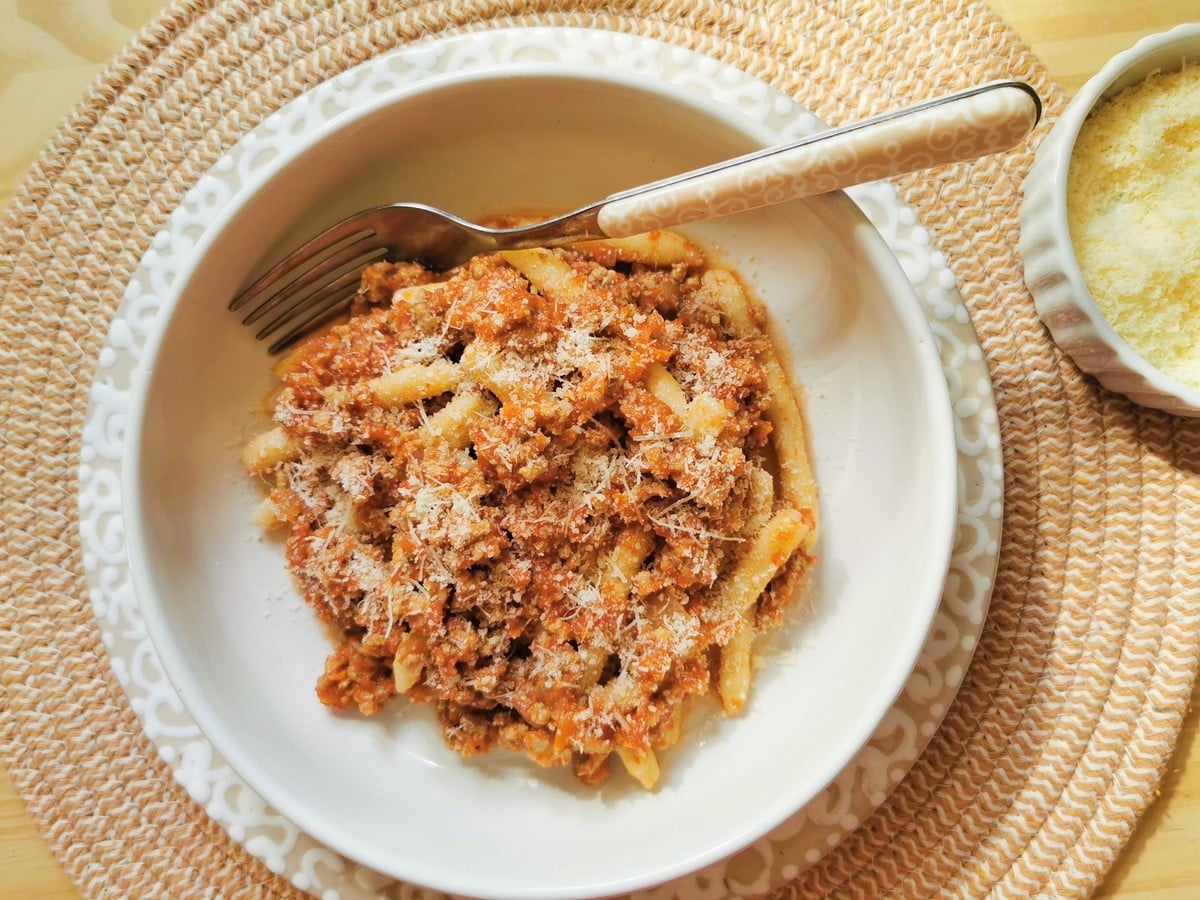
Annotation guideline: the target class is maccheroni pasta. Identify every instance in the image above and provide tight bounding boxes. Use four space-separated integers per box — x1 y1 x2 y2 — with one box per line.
242 230 818 788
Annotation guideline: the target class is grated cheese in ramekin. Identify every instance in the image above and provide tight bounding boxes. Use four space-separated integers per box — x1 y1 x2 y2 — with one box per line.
1067 63 1200 388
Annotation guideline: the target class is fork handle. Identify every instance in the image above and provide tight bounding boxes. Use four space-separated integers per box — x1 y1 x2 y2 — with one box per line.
594 81 1040 237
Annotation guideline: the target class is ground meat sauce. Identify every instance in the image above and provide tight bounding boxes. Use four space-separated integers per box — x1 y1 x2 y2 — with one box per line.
248 234 814 785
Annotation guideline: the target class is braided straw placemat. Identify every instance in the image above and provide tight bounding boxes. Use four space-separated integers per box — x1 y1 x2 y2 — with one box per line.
2 1 1198 897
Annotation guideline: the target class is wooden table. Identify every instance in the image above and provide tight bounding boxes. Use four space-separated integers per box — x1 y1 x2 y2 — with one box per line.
1 1 1196 897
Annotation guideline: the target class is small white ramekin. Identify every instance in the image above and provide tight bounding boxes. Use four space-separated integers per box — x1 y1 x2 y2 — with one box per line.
1018 23 1200 416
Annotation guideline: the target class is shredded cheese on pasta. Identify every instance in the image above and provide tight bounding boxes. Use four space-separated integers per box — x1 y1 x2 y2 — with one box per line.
243 232 817 787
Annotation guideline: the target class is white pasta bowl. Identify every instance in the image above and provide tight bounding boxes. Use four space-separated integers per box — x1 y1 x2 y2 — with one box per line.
123 36 958 900
1018 23 1200 416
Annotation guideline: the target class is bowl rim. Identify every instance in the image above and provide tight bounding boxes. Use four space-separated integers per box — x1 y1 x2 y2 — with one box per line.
121 49 960 899
1029 22 1200 412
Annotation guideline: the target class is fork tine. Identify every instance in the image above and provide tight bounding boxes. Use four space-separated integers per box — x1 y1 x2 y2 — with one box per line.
241 240 388 327
255 268 363 341
229 214 379 313
266 289 357 354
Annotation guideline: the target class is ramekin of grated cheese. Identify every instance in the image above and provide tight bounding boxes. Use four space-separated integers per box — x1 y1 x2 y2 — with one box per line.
1019 23 1200 416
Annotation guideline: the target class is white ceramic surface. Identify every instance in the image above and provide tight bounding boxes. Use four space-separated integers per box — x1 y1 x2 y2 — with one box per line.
80 29 994 900
1019 22 1200 416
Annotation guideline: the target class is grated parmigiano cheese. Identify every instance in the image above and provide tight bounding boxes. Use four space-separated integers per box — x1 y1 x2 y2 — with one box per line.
1067 63 1200 388
242 237 818 787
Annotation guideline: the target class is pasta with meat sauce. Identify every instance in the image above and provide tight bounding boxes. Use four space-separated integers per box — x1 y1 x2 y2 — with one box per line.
242 230 818 788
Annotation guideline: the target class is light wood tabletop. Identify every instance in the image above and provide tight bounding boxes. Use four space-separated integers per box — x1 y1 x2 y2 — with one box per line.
1 1 1196 897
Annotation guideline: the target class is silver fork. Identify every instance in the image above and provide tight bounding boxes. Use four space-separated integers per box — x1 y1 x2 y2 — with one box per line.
232 80 1040 352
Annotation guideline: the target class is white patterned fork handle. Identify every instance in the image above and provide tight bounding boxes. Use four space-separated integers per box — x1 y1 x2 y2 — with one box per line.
595 80 1040 236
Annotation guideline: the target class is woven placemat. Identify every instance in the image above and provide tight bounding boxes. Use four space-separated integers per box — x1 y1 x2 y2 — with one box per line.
2 1 1198 897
